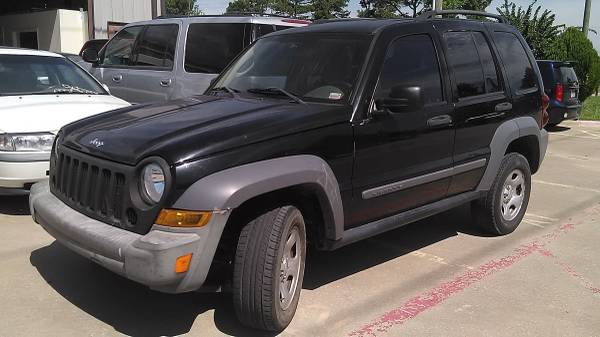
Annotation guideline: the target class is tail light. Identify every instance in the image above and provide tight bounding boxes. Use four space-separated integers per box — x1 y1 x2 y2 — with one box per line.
555 83 564 102
540 93 550 128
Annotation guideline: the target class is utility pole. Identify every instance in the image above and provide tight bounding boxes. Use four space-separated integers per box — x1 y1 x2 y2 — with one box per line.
433 0 443 11
583 0 592 37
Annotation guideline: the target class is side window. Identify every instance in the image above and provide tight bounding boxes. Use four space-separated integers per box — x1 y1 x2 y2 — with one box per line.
132 24 178 69
444 32 485 98
472 32 500 93
255 24 276 38
100 26 143 66
493 32 537 94
375 34 444 106
185 23 246 74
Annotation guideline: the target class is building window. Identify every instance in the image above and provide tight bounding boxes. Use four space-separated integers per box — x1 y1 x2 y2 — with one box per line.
18 31 38 50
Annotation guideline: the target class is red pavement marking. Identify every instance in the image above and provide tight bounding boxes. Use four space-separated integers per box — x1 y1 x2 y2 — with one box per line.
536 247 600 294
349 224 577 337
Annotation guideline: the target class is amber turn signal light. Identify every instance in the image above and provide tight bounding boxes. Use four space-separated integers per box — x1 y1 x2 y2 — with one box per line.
175 253 193 273
155 209 212 228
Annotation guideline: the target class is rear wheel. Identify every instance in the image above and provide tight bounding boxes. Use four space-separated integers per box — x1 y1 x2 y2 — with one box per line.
233 206 306 332
472 153 531 235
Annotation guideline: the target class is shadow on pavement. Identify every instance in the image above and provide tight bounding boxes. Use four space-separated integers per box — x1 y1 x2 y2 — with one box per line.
546 125 571 133
0 189 30 215
29 204 486 336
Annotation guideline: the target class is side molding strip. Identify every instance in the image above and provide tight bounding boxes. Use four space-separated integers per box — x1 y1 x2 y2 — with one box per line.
362 158 486 200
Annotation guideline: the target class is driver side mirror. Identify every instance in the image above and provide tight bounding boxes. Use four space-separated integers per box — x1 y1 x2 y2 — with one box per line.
374 85 424 115
81 48 99 64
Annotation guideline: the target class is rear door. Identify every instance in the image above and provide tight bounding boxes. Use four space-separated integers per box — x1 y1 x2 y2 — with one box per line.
124 22 179 103
349 23 455 228
437 22 510 195
92 25 144 100
557 64 581 105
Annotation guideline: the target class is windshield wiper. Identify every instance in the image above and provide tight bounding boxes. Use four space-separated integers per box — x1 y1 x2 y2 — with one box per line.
209 86 240 97
247 87 306 105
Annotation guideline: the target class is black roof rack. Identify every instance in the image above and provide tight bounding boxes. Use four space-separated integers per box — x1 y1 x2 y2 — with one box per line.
419 10 507 24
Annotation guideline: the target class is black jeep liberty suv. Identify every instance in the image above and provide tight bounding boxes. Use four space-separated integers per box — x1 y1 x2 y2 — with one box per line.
30 11 549 332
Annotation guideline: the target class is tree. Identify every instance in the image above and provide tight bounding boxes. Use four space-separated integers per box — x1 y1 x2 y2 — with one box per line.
271 0 311 18
226 0 272 14
312 0 350 19
165 0 203 15
357 0 490 19
547 27 600 102
497 0 561 59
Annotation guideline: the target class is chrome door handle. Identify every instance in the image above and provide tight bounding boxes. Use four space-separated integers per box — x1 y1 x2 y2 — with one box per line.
427 114 453 128
112 74 123 83
495 102 513 112
160 79 172 87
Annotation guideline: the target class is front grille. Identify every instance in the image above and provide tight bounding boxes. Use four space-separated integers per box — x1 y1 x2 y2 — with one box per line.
51 146 133 229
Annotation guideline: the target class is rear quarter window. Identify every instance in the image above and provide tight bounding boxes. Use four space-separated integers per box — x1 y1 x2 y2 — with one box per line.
493 32 537 94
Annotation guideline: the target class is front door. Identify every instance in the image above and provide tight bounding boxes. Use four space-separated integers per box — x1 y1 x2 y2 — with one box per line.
349 26 455 228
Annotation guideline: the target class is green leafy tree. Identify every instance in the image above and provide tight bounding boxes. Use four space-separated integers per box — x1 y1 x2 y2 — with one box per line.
312 0 350 19
357 0 490 19
271 0 311 18
547 27 600 102
497 0 561 59
165 0 203 15
226 0 272 14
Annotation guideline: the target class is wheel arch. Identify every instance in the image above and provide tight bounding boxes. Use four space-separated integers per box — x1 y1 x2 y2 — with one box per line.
477 116 547 191
172 155 344 241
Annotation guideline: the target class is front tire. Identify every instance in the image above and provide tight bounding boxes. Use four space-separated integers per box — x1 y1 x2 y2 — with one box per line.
472 153 531 235
233 206 306 332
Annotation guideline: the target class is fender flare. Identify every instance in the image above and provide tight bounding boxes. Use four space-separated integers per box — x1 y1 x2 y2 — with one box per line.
477 116 548 191
173 155 345 240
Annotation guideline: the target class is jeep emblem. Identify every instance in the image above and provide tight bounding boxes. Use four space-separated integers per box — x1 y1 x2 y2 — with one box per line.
89 138 104 148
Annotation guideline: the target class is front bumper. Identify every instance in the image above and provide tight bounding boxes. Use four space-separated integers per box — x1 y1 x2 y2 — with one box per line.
29 181 229 293
0 160 49 188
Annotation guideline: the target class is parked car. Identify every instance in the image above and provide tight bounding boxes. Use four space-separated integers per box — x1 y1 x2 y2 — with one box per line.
537 60 582 127
31 11 549 332
81 15 310 103
0 48 129 189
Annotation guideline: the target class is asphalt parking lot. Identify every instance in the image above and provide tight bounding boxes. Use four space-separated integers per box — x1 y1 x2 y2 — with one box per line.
1 120 599 337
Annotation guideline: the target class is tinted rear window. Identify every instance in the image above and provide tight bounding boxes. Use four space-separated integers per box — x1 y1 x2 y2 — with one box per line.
493 32 537 94
444 32 485 98
558 66 578 84
185 23 247 74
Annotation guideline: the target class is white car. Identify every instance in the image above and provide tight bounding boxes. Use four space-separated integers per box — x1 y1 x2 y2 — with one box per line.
0 48 130 189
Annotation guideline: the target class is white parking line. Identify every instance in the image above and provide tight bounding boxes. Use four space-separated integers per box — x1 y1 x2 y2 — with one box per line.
525 213 558 221
532 180 600 194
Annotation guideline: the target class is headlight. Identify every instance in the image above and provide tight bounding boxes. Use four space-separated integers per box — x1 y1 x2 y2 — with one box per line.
141 163 166 203
0 133 54 152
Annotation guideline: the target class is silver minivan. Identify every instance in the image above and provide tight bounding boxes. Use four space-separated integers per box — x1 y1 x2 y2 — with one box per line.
82 15 309 103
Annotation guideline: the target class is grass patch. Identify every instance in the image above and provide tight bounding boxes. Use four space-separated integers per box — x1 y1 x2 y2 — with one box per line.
581 96 600 120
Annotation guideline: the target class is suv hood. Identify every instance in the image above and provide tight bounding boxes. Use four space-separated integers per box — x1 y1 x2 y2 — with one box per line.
61 95 349 165
0 94 130 134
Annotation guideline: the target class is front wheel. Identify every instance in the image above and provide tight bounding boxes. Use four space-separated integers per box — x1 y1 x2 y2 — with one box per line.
472 153 531 235
233 206 306 332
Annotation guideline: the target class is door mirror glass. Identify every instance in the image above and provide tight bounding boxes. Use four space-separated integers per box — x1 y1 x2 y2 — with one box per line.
81 48 99 63
375 85 424 114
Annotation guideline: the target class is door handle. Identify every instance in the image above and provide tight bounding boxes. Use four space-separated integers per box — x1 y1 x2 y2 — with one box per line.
160 79 172 87
112 74 123 83
427 114 453 128
495 102 513 112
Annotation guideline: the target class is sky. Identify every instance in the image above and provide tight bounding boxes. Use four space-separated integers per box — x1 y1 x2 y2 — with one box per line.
196 0 600 51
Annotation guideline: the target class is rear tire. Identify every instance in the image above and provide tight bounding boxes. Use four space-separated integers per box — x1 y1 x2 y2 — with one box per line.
545 122 560 129
233 206 306 332
472 153 531 235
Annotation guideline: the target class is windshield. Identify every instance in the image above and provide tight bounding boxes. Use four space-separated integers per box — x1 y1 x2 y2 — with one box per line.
214 34 372 103
0 55 106 96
